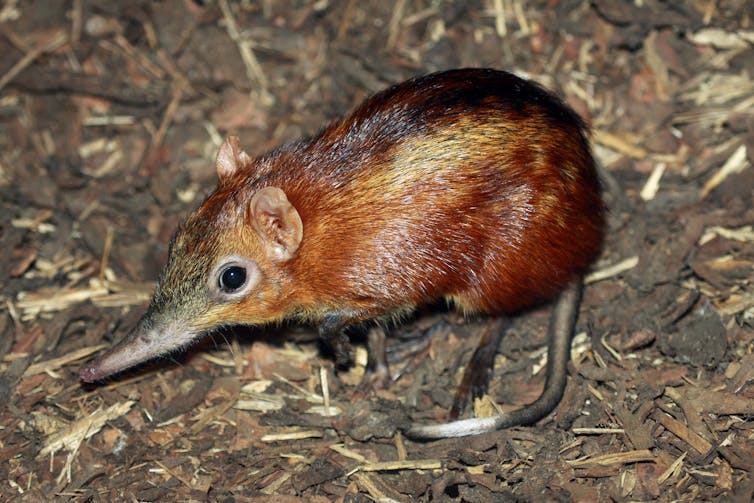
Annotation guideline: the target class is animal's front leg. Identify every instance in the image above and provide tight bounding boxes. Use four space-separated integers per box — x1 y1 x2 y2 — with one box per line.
319 312 354 369
319 313 390 394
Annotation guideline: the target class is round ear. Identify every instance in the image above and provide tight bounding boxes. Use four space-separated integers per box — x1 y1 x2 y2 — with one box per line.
216 136 252 182
250 187 303 261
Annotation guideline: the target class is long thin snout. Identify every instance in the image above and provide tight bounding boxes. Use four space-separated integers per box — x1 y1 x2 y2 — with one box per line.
79 316 198 383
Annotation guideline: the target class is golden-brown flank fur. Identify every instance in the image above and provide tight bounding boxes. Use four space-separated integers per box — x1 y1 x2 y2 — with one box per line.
189 69 604 328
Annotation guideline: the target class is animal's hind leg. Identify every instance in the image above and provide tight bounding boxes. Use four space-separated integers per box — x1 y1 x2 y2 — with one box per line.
449 317 510 420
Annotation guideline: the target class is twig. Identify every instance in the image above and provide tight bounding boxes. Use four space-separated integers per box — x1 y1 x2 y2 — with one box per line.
359 459 443 472
111 35 166 80
151 79 186 151
593 129 647 159
493 0 506 37
337 0 356 42
512 0 530 35
0 32 68 92
99 227 115 280
71 0 83 44
386 0 408 50
585 256 639 284
701 144 749 199
23 345 108 378
0 24 31 51
218 0 272 104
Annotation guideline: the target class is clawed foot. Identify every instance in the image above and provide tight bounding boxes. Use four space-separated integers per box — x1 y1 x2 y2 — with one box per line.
351 326 391 398
355 321 449 396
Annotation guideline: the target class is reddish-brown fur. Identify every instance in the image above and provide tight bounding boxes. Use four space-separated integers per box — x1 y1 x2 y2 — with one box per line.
198 69 604 324
81 69 605 421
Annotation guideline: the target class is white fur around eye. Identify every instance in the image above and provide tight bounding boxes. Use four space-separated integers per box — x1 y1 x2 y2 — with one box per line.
208 255 260 302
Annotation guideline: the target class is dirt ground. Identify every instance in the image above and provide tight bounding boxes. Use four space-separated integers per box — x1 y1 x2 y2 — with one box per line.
2 1 754 501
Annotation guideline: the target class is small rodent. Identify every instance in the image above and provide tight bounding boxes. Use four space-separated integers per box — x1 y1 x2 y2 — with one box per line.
80 68 605 440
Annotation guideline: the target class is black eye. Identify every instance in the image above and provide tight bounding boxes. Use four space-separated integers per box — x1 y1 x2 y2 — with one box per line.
219 266 247 292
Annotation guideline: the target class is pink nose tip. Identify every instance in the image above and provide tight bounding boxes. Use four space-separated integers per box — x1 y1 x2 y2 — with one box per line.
79 365 99 383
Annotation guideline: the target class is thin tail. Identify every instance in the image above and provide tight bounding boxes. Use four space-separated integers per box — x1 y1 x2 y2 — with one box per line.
405 280 583 440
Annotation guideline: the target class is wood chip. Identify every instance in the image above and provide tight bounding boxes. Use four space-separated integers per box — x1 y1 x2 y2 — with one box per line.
330 443 369 463
39 401 135 457
655 412 713 457
593 129 647 159
687 28 751 49
234 386 286 412
261 429 324 442
0 31 68 92
319 366 333 416
359 459 443 472
567 449 655 468
657 452 686 485
190 398 236 435
700 225 754 245
701 144 749 198
585 256 639 284
22 344 108 377
350 472 403 502
305 404 343 416
16 280 152 317
717 292 754 316
640 162 666 201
